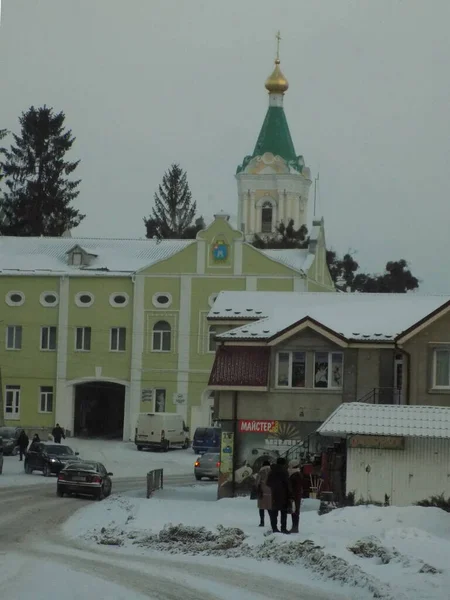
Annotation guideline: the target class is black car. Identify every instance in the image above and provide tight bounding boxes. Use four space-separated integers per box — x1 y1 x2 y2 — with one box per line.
24 442 81 476
57 461 113 500
0 427 20 456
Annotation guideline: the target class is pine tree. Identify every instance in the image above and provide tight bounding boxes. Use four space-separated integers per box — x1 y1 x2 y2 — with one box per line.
144 163 204 239
0 106 84 236
252 219 309 249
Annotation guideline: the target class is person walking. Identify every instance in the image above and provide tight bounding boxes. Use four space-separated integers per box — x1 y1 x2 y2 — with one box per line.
52 424 65 444
28 433 41 452
17 430 29 461
255 460 271 527
267 457 293 534
288 459 303 533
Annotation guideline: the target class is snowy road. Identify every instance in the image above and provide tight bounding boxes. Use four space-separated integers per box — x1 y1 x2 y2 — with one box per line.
1 477 349 600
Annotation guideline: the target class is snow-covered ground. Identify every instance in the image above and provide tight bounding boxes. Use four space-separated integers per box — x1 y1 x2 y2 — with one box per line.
65 484 450 600
0 438 196 486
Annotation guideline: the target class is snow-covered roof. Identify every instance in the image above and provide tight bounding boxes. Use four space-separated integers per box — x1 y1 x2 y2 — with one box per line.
259 249 312 274
318 403 450 439
0 236 194 276
209 291 450 342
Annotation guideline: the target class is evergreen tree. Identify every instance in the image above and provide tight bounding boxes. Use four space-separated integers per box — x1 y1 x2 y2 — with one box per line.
0 106 84 236
144 163 204 239
252 219 308 249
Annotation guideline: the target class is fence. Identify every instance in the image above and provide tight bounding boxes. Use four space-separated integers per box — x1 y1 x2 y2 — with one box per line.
146 468 164 498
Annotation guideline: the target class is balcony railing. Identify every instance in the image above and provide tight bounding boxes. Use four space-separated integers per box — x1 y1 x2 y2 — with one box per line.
357 387 404 405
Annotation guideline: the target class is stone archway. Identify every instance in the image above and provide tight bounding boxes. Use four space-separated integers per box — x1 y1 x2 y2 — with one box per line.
73 381 126 438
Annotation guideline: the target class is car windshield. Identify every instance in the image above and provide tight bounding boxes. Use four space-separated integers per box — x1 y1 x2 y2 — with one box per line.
45 445 74 455
202 453 220 461
0 428 15 439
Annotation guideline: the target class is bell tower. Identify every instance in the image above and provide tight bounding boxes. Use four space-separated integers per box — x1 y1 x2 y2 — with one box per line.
236 33 312 240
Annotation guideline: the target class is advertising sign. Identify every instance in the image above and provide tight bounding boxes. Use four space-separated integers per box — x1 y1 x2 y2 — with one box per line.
238 420 279 434
349 435 405 450
218 432 234 499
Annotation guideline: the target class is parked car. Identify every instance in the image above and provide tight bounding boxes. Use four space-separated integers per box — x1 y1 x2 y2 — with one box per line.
135 412 189 451
194 452 220 481
0 427 20 456
57 461 113 500
192 427 221 454
24 442 81 476
0 439 4 474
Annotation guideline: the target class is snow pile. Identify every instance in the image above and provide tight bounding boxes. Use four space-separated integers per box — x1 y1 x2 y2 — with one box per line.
64 486 450 600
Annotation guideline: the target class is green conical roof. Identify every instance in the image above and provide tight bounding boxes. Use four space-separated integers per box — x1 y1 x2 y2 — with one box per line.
252 106 297 163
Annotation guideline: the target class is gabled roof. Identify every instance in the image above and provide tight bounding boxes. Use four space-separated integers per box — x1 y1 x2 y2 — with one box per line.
318 403 450 439
0 236 194 276
260 248 313 275
209 291 450 343
208 346 270 389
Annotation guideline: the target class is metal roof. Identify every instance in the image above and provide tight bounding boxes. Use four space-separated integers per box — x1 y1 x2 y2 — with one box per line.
318 403 450 439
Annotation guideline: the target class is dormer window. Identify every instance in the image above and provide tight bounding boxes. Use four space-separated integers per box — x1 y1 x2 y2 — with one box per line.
66 245 98 268
72 251 82 266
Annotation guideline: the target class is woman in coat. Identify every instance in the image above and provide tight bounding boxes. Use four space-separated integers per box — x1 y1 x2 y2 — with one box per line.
255 460 271 527
267 457 293 534
288 460 303 533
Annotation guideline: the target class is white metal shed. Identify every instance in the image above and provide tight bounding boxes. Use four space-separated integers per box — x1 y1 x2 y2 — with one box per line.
318 403 450 506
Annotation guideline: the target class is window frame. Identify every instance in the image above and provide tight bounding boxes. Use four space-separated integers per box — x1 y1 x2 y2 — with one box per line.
5 291 25 307
75 326 92 351
152 321 172 352
152 292 173 309
208 325 217 353
5 385 20 419
75 291 95 308
275 351 307 389
109 292 130 308
6 325 22 350
39 386 54 413
261 202 273 234
432 348 450 389
154 388 167 413
40 326 57 351
40 291 59 307
314 351 344 390
110 327 126 352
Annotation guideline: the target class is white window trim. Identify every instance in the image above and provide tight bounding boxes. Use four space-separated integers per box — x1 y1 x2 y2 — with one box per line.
152 292 173 309
432 348 450 389
40 291 59 307
152 323 172 353
75 326 91 352
5 325 22 351
38 386 54 414
5 291 25 307
40 326 57 351
314 351 344 390
109 292 130 308
110 327 126 352
207 325 217 353
4 385 20 420
75 291 95 308
275 351 307 389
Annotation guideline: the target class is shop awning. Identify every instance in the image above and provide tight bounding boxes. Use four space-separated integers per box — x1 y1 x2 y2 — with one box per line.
208 346 270 390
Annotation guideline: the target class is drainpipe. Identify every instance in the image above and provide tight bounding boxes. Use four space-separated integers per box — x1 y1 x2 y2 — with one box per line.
396 342 410 405
232 391 238 497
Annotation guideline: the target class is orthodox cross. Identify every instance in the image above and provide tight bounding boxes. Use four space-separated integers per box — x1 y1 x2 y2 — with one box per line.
276 31 282 61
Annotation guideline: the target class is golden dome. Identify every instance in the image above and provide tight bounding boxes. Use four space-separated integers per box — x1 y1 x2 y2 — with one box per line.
265 59 289 94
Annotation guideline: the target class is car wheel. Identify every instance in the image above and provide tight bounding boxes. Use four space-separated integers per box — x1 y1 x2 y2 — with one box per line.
43 464 51 477
182 439 189 450
195 474 201 481
137 445 143 451
163 441 169 453
25 462 33 474
57 488 64 497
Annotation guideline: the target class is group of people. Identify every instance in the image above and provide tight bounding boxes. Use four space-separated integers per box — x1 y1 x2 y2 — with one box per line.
16 424 66 461
254 457 302 534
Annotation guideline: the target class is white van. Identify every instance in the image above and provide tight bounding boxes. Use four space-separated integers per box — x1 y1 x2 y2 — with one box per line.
135 413 190 451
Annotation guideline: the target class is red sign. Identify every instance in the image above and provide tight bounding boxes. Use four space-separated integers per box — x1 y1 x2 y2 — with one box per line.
238 420 279 433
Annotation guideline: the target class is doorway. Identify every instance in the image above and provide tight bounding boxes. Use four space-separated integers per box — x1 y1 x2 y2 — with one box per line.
74 381 125 438
394 353 404 404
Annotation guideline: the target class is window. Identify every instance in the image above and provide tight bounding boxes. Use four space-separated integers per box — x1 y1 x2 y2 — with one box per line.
109 292 129 308
152 321 171 352
75 292 94 307
314 352 343 389
261 202 273 233
72 251 82 266
39 386 54 413
434 349 450 388
40 292 59 307
6 325 22 350
208 326 217 352
276 352 306 388
152 293 173 308
75 327 91 351
5 385 20 419
154 388 166 412
5 291 25 306
110 327 126 351
41 326 57 351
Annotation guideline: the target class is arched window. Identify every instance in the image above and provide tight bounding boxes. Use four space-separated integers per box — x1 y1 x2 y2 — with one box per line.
152 321 171 352
208 326 217 353
261 202 273 233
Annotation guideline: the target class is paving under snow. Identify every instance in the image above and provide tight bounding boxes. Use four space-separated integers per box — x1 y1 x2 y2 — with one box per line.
0 438 196 486
64 484 450 600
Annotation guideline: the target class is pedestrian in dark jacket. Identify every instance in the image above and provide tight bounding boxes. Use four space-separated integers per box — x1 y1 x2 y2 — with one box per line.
17 430 29 462
28 433 41 452
52 424 65 444
266 457 293 534
288 460 303 533
255 460 272 527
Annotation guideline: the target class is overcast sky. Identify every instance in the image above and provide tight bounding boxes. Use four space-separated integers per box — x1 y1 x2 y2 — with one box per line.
2 1 450 292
